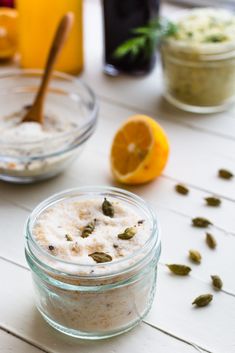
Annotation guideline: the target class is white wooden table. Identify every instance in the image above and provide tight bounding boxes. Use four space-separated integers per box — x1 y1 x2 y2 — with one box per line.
1 1 235 352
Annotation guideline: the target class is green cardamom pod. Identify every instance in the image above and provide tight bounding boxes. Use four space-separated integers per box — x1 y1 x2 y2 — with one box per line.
175 184 189 195
218 169 233 180
211 275 223 290
189 250 201 264
166 264 191 276
192 294 213 307
89 252 112 263
192 217 212 228
205 197 221 207
118 227 137 240
206 233 217 249
81 221 96 238
65 234 73 241
102 198 114 218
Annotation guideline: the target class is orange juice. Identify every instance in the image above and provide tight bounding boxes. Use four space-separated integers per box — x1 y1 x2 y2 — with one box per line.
16 0 83 74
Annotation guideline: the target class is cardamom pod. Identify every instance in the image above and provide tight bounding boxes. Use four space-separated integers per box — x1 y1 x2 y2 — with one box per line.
206 233 217 249
102 198 114 218
81 220 95 238
218 169 233 180
89 252 112 263
211 275 223 290
65 234 73 241
175 184 189 195
166 264 191 276
189 250 201 264
192 217 212 228
205 197 221 207
192 294 213 307
118 227 137 240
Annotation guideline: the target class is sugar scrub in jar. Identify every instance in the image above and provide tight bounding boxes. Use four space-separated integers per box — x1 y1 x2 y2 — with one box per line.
25 186 161 339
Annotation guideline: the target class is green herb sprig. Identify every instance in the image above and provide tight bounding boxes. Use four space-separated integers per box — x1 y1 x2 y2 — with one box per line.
114 17 177 60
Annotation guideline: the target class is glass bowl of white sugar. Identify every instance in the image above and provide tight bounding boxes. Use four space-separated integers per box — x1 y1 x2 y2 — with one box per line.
0 70 98 183
25 186 161 339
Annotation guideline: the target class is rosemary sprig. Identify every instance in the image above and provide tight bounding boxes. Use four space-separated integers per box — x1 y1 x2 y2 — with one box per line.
114 17 177 59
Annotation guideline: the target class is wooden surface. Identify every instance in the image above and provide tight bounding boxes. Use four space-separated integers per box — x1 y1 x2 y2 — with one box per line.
0 1 234 352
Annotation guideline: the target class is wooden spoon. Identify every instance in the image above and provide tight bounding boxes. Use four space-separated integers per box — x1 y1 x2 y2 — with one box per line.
22 12 74 124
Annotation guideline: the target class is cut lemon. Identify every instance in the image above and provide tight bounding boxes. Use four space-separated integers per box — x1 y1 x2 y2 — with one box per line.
111 115 169 184
0 8 18 60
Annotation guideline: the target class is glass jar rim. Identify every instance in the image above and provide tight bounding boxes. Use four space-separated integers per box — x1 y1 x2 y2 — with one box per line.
0 69 98 148
25 186 160 278
163 38 235 61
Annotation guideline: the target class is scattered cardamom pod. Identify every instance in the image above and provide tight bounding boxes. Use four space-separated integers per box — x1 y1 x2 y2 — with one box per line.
48 245 55 251
189 250 202 264
211 275 223 290
118 227 137 240
206 233 217 249
166 264 191 276
81 220 96 238
218 169 233 180
175 184 189 195
192 294 213 307
89 252 112 263
102 198 114 218
192 217 212 228
205 197 221 207
65 234 73 241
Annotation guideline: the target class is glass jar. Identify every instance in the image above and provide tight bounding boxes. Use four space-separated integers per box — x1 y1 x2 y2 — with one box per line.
25 186 161 339
161 39 235 113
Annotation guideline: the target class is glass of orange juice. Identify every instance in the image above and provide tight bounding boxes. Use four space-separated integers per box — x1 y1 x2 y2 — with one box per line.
16 0 83 74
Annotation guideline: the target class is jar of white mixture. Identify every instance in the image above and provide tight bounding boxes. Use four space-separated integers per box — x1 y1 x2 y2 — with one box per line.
25 186 161 339
161 8 235 113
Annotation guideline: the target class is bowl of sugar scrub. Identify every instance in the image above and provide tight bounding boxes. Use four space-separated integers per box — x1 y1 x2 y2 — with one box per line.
0 70 98 183
25 186 161 339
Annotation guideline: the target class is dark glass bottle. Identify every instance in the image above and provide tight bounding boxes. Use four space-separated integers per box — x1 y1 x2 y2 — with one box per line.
102 0 160 76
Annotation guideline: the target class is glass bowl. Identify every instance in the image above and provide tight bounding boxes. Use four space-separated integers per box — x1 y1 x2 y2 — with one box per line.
25 186 161 339
0 70 98 183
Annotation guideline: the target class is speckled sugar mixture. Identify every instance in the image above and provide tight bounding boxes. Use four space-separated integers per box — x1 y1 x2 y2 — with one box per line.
33 197 151 266
174 8 235 44
0 107 77 145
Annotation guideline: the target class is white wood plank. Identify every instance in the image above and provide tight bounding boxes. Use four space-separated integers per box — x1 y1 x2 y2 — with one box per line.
0 330 43 353
0 259 205 353
82 0 235 140
0 200 29 267
157 208 235 294
146 269 235 353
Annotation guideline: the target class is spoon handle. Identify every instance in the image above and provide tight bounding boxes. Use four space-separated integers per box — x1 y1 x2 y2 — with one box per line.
35 12 74 106
22 12 74 124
